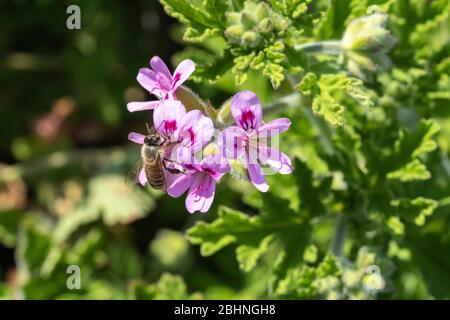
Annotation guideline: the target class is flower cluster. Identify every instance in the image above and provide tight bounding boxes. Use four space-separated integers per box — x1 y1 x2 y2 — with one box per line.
127 57 293 213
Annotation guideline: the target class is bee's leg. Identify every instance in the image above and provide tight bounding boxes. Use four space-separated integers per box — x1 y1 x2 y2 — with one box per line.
162 158 186 174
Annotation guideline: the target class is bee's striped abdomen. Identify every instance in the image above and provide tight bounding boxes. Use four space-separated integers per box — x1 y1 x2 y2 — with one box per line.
144 155 166 190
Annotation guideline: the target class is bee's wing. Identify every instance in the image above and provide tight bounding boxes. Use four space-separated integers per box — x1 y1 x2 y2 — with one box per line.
125 158 144 185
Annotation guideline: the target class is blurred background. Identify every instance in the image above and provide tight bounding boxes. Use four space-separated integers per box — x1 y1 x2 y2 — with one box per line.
0 0 264 299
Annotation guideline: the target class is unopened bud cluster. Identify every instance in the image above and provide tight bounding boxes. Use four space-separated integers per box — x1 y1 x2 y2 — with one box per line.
224 1 289 49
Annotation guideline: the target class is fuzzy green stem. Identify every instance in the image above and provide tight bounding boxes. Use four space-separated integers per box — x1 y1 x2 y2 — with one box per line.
330 213 347 258
295 40 344 54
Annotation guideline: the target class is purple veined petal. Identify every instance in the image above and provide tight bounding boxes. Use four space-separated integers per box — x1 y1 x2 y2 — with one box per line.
136 68 164 98
128 132 146 144
245 150 269 192
230 90 263 132
167 172 194 198
127 100 161 112
200 155 231 180
171 59 195 91
153 100 186 139
185 173 216 213
217 126 247 160
177 110 202 148
258 118 291 137
150 56 172 81
138 168 147 186
179 112 214 153
260 147 293 175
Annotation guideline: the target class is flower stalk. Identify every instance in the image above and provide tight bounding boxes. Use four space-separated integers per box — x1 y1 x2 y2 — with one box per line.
294 40 343 54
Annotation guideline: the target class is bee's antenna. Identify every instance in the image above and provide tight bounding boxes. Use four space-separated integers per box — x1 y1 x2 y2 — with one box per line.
146 122 152 134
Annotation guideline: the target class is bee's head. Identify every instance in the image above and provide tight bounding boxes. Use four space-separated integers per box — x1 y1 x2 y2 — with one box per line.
144 134 165 146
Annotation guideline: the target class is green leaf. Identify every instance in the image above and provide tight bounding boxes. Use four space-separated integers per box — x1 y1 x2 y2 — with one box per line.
0 210 21 247
54 174 156 242
188 203 308 276
193 50 234 83
406 234 450 299
160 0 221 28
299 73 371 126
129 273 201 300
391 197 438 226
293 158 328 215
387 159 431 181
275 252 342 298
187 206 265 256
384 119 440 175
108 242 143 281
236 235 273 272
316 0 351 39
410 1 450 59
160 0 225 43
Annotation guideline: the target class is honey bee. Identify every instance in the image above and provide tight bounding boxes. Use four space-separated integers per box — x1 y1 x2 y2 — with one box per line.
127 125 183 191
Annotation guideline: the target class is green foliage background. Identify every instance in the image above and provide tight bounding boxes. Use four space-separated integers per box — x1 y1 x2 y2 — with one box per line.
0 0 449 299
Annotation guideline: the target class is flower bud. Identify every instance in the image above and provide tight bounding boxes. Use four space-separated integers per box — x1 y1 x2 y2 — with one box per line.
203 142 220 157
224 24 245 43
255 2 271 21
342 14 396 53
202 101 218 124
241 12 256 29
258 17 274 34
225 12 241 25
174 86 205 112
242 31 262 48
274 15 290 33
229 159 250 182
217 98 233 128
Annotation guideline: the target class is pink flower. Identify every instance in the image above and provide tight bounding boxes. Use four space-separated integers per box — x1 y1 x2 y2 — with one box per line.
218 90 293 192
127 56 195 112
153 100 187 143
167 152 230 214
128 100 215 187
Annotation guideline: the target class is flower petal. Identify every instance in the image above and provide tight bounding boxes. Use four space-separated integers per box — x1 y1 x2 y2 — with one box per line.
136 68 165 98
150 56 172 80
167 172 194 198
128 132 146 144
185 174 216 213
178 110 214 153
231 90 263 131
171 59 195 91
201 155 230 180
246 151 269 192
258 118 291 137
153 100 186 140
138 168 147 186
260 147 293 174
217 126 247 160
127 101 160 112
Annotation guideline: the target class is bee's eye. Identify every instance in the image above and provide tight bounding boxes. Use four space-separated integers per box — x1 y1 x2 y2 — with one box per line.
144 137 150 144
